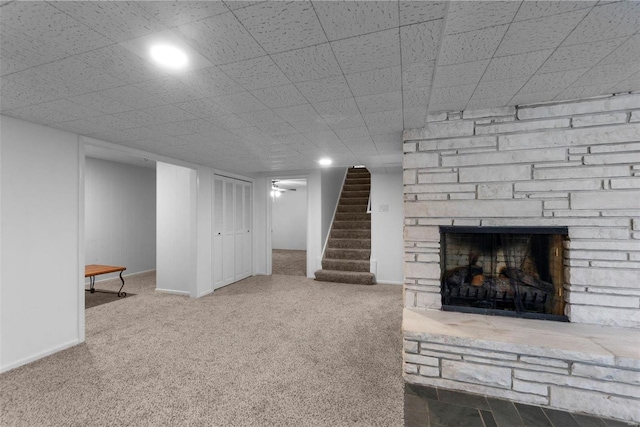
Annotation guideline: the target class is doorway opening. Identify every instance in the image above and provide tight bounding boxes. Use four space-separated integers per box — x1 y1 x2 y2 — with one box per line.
270 178 308 276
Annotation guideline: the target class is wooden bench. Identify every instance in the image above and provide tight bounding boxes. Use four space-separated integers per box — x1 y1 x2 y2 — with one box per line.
85 264 127 297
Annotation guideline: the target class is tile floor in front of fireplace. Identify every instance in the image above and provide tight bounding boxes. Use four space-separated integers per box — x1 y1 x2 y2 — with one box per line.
404 383 639 427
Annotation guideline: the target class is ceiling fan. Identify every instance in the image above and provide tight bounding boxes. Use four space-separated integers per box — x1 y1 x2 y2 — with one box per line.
271 180 296 198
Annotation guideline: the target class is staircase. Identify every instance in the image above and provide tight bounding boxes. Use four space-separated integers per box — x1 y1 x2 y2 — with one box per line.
314 167 375 285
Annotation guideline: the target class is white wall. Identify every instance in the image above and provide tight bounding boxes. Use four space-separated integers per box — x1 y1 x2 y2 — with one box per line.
0 116 82 372
196 167 213 297
156 162 197 296
85 158 155 281
370 171 404 284
272 187 307 250
307 170 322 277
321 167 347 249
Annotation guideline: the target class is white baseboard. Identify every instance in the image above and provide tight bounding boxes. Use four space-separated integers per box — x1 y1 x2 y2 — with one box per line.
155 288 190 296
0 338 79 373
197 289 214 298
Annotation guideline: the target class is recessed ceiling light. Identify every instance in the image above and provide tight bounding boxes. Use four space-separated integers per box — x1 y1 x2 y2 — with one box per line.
318 158 332 166
149 44 188 70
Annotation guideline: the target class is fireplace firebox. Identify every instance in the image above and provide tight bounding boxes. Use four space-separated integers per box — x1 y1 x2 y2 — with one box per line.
440 227 568 321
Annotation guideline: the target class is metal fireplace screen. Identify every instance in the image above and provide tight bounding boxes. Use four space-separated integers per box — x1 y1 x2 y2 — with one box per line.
440 227 568 321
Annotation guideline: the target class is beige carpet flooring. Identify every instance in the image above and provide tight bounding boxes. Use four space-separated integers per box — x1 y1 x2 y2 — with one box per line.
85 289 136 309
1 272 403 426
272 249 307 276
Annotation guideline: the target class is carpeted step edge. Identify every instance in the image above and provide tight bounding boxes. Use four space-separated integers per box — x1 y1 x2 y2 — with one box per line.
314 269 375 285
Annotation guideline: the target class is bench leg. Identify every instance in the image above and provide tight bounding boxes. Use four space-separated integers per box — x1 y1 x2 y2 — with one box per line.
117 271 126 297
90 276 95 293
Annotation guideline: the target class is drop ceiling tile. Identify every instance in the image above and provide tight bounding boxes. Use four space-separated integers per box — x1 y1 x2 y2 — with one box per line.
37 99 103 120
211 114 253 130
99 85 165 110
326 114 368 130
3 104 78 125
256 121 298 136
211 92 267 114
0 33 65 76
372 131 402 145
134 76 201 104
331 28 401 74
109 110 166 128
514 1 596 21
355 92 403 114
313 98 361 118
439 25 509 66
219 56 290 91
495 10 590 57
296 76 352 103
430 84 477 105
428 101 468 113
273 104 322 123
177 67 244 98
607 71 640 94
52 118 113 136
402 61 436 91
539 38 627 73
174 98 232 118
399 2 447 26
250 84 308 108
471 78 528 100
176 12 266 65
238 109 286 127
555 84 614 102
403 89 431 109
345 66 401 97
403 108 427 129
51 2 166 42
400 20 443 66
224 2 265 11
66 93 132 116
563 2 640 46
289 120 332 134
518 68 589 94
271 43 343 83
334 127 370 140
141 105 198 123
599 35 640 65
509 90 562 106
137 1 229 27
234 2 327 53
363 109 403 135
482 50 554 82
313 1 399 41
445 1 521 35
0 79 62 111
572 61 640 87
149 122 196 137
466 97 514 111
86 114 141 131
433 60 490 88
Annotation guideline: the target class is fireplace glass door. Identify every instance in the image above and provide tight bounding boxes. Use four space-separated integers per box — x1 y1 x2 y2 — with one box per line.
440 227 567 321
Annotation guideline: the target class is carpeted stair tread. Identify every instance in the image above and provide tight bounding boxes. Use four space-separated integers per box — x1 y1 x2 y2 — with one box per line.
325 248 371 260
330 229 371 239
343 184 370 192
337 205 369 213
341 190 370 198
333 221 371 230
322 258 370 272
344 178 371 185
327 238 371 249
339 197 369 205
313 269 375 285
335 213 370 221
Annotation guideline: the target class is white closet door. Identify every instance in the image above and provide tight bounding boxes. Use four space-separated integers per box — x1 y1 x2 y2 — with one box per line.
234 181 244 280
212 177 224 289
223 178 235 284
241 182 252 278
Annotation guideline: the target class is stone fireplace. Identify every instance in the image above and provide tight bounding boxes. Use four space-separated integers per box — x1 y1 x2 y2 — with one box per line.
402 93 640 423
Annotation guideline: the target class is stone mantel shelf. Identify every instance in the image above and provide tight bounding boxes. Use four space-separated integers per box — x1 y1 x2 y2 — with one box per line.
403 308 640 369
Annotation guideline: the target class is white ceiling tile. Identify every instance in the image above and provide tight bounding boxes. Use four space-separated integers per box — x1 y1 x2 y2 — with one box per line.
235 2 327 53
99 85 165 110
85 114 140 131
238 109 286 127
345 66 401 97
0 32 64 76
400 20 443 66
3 104 77 125
256 121 298 136
402 61 436 91
403 89 431 109
514 1 596 22
572 62 640 87
326 114 367 130
250 85 308 108
301 131 341 145
177 67 244 97
141 105 198 123
372 132 402 147
509 91 563 106
273 104 322 123
563 2 640 46
313 98 361 118
363 109 403 135
482 50 554 82
439 25 509 66
296 76 352 103
174 98 232 118
466 97 514 111
403 108 427 129
210 92 267 114
224 2 265 11
430 84 476 105
471 78 528 100
433 60 490 88
495 10 590 57
219 56 290 91
289 120 332 134
53 118 113 136
539 38 627 74
517 68 589 94
148 122 197 137
51 2 166 42
607 71 640 94
599 35 640 65
313 1 399 41
334 127 370 140
399 2 447 26
109 110 166 128
134 76 201 104
271 43 343 83
176 12 266 66
211 115 253 130
37 99 103 120
555 85 615 102
445 1 521 35
0 79 61 111
428 101 467 113
355 92 403 114
137 2 229 27
331 28 401 74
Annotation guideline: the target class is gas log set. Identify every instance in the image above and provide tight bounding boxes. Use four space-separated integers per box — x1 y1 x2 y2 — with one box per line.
440 227 567 320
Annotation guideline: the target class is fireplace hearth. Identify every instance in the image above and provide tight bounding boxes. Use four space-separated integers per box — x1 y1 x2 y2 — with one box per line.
440 227 568 321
